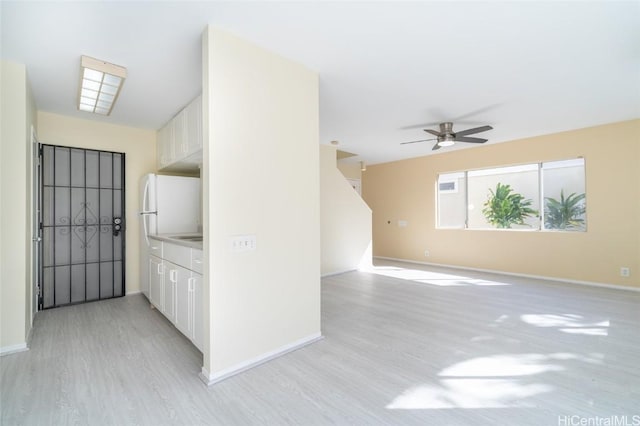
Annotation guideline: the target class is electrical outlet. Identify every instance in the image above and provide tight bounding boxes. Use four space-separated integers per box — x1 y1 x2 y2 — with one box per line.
620 267 630 277
424 250 430 257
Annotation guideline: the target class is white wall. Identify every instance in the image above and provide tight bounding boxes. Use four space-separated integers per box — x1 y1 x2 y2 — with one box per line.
321 145 372 275
37 112 157 294
201 28 321 383
0 61 36 354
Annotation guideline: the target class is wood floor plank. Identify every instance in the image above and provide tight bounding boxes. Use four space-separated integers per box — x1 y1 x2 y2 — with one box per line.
2 260 639 425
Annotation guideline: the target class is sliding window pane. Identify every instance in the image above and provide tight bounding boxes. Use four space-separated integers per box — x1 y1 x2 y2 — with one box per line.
468 164 540 230
437 172 466 228
542 159 586 231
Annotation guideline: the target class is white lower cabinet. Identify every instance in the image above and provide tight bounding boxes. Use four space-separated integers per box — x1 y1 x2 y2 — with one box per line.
190 273 203 351
162 260 177 324
149 255 164 310
170 262 192 337
148 239 203 352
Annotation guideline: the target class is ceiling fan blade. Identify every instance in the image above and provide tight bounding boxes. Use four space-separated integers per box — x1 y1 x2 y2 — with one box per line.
455 125 493 137
400 138 436 145
455 136 488 143
432 143 442 151
424 129 441 137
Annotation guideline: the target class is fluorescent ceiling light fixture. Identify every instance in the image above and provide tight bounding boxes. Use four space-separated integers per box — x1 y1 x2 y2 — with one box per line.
78 55 127 116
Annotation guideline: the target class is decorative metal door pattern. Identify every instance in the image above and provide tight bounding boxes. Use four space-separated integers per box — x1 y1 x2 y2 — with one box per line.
40 145 125 309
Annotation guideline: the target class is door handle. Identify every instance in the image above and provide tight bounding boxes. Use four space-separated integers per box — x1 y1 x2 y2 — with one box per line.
113 217 122 237
32 237 42 242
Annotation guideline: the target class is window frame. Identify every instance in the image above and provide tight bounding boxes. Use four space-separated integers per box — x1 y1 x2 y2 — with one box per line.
436 158 586 232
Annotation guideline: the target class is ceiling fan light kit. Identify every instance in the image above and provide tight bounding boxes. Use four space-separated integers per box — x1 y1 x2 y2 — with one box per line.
401 121 493 151
437 134 455 147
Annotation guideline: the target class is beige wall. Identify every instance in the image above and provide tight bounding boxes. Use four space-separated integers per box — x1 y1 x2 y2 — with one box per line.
37 112 157 294
0 61 36 352
363 120 640 288
202 28 321 380
337 161 362 181
321 145 372 275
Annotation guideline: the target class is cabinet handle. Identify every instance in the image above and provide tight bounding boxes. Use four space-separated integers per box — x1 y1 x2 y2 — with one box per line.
187 277 194 292
188 282 193 334
193 259 202 264
170 270 177 282
157 263 163 274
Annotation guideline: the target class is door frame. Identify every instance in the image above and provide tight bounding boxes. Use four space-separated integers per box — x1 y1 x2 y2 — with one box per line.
31 127 41 322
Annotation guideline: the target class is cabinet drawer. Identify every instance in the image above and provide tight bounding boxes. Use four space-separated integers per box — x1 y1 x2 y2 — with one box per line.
191 249 203 274
163 242 191 269
149 240 163 257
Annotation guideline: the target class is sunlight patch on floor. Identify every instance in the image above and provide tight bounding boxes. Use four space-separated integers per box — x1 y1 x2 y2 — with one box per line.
368 266 511 287
386 351 604 409
559 328 608 336
438 354 564 377
386 379 552 409
521 314 610 336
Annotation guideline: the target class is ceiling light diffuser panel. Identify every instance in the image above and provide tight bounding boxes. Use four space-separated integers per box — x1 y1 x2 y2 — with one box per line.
78 55 127 115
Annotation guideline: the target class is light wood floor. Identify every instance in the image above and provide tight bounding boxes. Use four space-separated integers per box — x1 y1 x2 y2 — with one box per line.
2 260 639 425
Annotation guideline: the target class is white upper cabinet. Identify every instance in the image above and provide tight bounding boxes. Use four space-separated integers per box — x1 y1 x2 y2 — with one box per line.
157 120 175 170
157 95 203 172
173 108 187 158
186 95 203 157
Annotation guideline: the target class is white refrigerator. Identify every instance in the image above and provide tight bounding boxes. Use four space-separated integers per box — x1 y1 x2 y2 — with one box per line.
139 173 200 297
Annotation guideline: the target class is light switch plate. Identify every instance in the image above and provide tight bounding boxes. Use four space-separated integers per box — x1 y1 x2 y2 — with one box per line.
230 234 257 252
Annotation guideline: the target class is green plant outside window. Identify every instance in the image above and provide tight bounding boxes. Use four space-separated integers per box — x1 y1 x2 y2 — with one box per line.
482 183 539 229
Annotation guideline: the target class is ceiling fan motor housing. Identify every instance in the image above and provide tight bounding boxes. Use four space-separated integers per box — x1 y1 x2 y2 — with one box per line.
440 122 454 134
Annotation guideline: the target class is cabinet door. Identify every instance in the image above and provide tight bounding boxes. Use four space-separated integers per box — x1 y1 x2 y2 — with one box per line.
173 109 187 159
162 260 177 323
190 273 204 352
157 123 171 169
174 264 191 336
149 255 163 309
185 96 202 156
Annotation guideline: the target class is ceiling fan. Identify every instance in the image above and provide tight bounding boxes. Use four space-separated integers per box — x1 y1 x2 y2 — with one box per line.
401 122 493 151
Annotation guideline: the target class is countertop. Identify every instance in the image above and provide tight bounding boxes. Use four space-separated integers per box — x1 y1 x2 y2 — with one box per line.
149 233 203 250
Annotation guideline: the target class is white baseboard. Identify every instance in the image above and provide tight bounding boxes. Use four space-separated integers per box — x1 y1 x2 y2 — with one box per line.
0 343 29 357
125 290 142 296
199 332 324 386
321 268 356 278
374 256 640 293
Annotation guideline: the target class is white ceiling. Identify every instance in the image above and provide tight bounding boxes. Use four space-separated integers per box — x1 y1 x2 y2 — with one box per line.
2 1 639 165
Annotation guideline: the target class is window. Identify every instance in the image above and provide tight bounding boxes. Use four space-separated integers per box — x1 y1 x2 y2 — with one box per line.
437 172 466 229
468 164 540 230
437 158 586 232
542 159 586 231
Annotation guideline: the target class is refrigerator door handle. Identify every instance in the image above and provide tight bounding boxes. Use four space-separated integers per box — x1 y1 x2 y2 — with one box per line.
140 178 156 247
142 178 150 212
